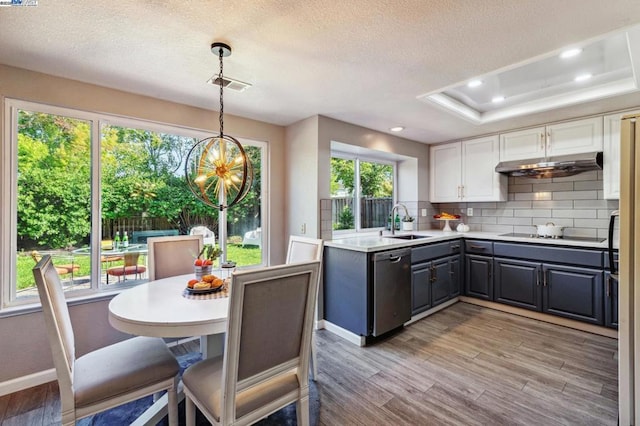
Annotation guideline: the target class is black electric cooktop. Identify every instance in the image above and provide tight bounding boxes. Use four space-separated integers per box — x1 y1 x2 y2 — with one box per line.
499 233 606 243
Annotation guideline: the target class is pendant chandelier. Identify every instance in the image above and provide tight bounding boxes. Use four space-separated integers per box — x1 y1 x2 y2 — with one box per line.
185 42 253 262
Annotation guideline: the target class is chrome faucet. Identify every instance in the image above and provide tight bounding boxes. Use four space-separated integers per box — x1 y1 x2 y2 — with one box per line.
390 203 409 235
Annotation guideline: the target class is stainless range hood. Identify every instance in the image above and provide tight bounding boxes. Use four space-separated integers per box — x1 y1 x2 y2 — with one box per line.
495 151 603 178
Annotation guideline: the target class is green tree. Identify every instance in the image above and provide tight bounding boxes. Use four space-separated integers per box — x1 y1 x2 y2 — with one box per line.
331 158 393 197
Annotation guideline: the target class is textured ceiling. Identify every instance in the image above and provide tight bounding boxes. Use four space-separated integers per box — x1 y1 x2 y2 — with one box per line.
1 0 640 144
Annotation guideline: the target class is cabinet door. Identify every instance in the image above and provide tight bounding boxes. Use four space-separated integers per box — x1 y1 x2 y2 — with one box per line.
542 264 604 325
461 136 506 202
604 272 619 329
411 262 432 315
429 143 462 203
449 254 461 298
465 255 493 300
546 117 603 157
431 258 450 307
499 127 545 162
494 258 542 311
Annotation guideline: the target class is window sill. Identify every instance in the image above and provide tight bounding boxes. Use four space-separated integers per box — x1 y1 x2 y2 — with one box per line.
0 287 127 319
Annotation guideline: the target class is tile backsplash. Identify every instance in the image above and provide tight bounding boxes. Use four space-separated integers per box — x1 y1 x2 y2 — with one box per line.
320 171 618 240
432 170 618 239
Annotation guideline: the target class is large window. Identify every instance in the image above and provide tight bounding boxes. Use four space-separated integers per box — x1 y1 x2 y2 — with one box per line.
2 100 266 308
330 154 395 232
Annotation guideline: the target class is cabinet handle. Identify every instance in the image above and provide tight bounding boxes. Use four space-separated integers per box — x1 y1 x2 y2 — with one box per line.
457 185 461 199
543 270 548 287
536 269 540 286
606 276 611 297
488 263 492 280
540 133 545 151
451 245 460 250
546 131 551 152
461 185 465 199
469 245 486 250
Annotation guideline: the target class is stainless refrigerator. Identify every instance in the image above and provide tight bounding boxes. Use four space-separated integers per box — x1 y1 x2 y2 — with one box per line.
619 113 640 424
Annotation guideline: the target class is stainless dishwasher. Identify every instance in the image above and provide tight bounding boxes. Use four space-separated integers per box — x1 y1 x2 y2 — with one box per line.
372 248 412 336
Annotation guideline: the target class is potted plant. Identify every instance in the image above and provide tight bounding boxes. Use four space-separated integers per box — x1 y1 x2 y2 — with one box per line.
194 244 222 280
402 215 414 231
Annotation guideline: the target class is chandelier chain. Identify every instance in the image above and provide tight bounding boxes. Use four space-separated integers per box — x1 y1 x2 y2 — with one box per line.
218 48 224 137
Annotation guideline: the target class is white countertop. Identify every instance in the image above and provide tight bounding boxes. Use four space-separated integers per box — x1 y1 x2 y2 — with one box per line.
324 230 609 252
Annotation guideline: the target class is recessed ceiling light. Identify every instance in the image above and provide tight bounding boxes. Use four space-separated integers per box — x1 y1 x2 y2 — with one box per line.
492 96 505 103
574 73 592 82
389 126 404 132
560 48 582 59
467 80 483 88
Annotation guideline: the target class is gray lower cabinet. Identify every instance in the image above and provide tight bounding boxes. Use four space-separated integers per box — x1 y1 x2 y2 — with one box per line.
411 262 432 314
604 272 619 329
544 263 603 325
411 242 461 315
465 255 492 300
494 258 541 311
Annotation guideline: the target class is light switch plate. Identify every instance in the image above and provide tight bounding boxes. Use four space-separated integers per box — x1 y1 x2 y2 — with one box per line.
421 208 427 216
467 207 473 216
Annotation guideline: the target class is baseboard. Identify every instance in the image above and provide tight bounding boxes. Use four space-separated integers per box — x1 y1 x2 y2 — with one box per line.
323 320 366 346
405 297 459 325
459 296 618 339
0 368 56 397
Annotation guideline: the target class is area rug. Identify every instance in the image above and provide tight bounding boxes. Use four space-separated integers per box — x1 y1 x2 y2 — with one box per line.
77 352 320 425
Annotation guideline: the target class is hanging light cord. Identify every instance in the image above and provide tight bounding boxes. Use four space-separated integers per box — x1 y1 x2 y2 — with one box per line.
218 48 224 137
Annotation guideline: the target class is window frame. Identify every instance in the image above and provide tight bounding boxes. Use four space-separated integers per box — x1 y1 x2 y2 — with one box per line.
1 98 268 309
330 150 397 235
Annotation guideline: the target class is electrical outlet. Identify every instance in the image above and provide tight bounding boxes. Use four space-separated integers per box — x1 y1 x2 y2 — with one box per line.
467 207 473 216
421 208 427 216
301 223 306 234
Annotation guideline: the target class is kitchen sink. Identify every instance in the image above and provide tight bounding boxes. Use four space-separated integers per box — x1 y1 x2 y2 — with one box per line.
387 234 432 240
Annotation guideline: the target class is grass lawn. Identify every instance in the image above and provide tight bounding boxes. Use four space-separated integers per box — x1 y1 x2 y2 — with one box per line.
17 243 262 291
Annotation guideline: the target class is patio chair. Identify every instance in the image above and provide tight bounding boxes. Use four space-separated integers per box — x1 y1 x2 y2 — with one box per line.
31 250 79 277
106 252 147 284
147 234 203 281
189 225 215 246
241 227 262 247
32 254 180 426
182 260 321 426
286 235 324 381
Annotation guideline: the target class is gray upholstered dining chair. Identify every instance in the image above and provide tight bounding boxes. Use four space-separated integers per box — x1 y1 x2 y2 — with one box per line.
182 260 321 426
147 234 203 281
286 235 324 380
32 255 180 426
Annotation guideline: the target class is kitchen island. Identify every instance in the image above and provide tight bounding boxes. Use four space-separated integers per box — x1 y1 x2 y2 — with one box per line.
323 230 614 346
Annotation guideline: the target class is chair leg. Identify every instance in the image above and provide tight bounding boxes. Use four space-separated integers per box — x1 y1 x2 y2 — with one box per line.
167 385 178 426
296 394 310 426
186 396 196 426
310 333 318 381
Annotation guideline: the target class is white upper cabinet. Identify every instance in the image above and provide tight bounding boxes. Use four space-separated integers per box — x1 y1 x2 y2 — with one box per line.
430 136 506 203
430 142 461 203
500 117 603 162
603 111 638 199
546 117 603 157
499 127 546 162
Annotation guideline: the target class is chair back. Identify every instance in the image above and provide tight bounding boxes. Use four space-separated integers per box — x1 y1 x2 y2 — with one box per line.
32 255 75 409
221 261 321 421
286 235 323 264
147 235 203 281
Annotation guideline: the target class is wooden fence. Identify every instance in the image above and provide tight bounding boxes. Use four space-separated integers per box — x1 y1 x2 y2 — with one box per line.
332 197 393 229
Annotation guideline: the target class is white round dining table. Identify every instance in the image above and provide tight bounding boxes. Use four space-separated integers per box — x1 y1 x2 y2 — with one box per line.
108 273 229 358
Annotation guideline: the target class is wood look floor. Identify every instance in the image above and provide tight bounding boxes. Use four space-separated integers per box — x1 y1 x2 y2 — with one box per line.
0 302 618 425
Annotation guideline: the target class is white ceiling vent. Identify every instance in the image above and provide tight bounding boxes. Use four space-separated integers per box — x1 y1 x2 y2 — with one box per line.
207 74 252 92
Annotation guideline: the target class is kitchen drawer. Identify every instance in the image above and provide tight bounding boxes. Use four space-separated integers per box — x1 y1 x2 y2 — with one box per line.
412 240 460 264
464 240 494 255
494 243 603 268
